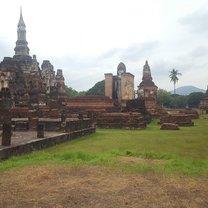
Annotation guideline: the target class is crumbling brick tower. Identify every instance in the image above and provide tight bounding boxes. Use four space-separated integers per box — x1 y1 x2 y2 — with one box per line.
138 60 158 114
105 62 134 106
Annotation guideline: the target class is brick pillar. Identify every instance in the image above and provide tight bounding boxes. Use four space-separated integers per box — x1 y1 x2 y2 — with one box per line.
2 122 12 146
37 123 44 138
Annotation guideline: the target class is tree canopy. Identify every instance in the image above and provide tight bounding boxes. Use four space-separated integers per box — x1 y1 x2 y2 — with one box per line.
157 89 205 108
65 86 85 98
187 92 206 108
85 80 105 96
157 89 172 107
65 80 105 98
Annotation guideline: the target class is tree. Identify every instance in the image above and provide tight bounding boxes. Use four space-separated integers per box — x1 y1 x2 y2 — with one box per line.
65 86 86 98
157 89 188 108
187 92 205 108
157 89 172 107
169 69 182 94
169 94 188 108
85 80 105 96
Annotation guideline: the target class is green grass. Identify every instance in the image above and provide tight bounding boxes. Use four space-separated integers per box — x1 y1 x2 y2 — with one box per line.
0 117 208 175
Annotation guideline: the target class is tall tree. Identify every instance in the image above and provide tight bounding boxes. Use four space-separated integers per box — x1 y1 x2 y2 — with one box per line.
169 69 182 94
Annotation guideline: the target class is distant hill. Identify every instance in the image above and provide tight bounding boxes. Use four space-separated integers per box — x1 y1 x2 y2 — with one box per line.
170 85 206 95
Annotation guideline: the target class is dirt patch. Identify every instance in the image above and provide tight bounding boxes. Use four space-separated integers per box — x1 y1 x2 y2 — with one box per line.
0 166 207 208
114 156 167 165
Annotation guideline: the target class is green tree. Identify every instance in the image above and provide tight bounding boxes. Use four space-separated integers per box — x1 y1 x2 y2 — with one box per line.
157 89 172 107
169 69 182 94
85 80 105 96
169 94 188 108
65 86 86 98
187 92 205 108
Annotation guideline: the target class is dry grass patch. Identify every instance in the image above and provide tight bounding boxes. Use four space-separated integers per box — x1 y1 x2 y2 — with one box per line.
114 156 168 165
0 165 207 208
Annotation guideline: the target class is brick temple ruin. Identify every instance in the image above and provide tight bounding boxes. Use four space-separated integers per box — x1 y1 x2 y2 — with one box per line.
67 62 149 129
104 60 162 115
137 60 158 114
1 8 201 149
0 9 95 154
0 9 66 109
105 62 135 106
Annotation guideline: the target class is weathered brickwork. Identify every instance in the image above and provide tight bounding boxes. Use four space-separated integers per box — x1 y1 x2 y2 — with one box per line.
138 61 158 114
105 62 134 105
0 10 66 108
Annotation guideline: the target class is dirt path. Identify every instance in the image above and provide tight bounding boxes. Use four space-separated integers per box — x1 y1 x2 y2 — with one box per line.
0 166 207 208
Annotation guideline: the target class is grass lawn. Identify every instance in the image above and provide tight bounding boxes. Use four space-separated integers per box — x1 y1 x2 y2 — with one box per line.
0 117 208 207
0 117 208 176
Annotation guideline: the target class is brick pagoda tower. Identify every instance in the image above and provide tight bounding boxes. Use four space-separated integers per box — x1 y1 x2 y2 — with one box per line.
138 60 158 114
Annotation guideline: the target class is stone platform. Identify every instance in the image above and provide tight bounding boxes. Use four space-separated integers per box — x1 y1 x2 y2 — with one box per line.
0 127 95 160
96 112 146 129
160 114 194 126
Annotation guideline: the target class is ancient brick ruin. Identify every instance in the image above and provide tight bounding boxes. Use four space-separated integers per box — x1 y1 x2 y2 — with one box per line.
0 9 95 149
178 108 199 119
138 61 158 114
102 62 148 128
67 62 149 130
1 7 203 150
67 96 114 113
0 9 66 109
96 112 146 129
160 123 180 130
160 114 194 126
105 62 135 107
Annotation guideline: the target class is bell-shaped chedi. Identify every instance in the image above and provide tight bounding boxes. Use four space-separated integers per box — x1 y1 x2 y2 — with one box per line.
138 60 158 114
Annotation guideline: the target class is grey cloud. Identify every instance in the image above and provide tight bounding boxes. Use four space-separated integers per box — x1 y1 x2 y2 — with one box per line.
189 46 208 58
179 9 208 35
151 45 208 77
98 48 121 60
97 41 159 63
46 55 107 90
152 60 173 76
47 54 102 73
120 41 159 62
41 43 208 91
52 42 160 90
176 46 208 70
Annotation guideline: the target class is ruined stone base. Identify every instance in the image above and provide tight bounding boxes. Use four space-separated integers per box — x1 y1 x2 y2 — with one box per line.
160 114 194 126
178 108 199 119
96 112 146 129
0 127 95 160
160 123 179 130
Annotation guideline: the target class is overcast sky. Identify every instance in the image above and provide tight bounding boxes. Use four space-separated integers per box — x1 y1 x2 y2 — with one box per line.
0 0 208 91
